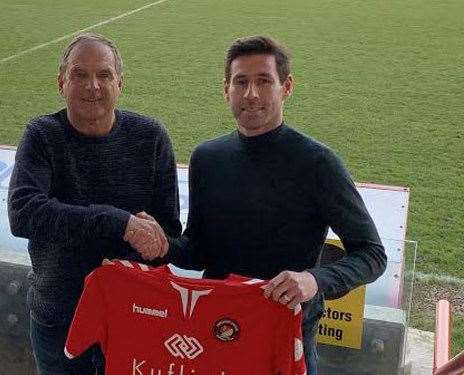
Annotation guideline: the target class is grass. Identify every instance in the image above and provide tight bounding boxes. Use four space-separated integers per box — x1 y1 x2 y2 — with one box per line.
1 0 463 356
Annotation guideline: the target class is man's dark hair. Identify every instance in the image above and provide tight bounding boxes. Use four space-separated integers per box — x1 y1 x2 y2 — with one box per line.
224 36 291 84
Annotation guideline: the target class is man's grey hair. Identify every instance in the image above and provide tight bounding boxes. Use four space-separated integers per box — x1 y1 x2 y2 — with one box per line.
59 33 123 76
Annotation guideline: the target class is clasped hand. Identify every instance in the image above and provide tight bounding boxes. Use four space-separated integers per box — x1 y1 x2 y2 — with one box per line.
123 212 168 260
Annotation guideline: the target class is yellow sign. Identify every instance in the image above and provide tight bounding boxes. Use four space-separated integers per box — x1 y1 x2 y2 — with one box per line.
316 239 366 349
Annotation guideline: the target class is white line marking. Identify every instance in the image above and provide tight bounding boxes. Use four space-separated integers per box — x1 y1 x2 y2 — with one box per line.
0 0 170 64
414 271 464 286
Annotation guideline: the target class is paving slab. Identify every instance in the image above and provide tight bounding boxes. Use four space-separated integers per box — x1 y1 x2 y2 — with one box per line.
407 328 434 375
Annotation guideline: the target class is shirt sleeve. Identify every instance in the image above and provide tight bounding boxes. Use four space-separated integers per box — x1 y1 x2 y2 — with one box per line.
274 308 307 375
291 308 307 375
65 269 107 359
7 122 130 245
309 147 387 298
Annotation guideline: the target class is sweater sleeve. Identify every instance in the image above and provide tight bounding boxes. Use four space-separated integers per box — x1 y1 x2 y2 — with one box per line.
166 147 206 270
308 148 387 298
7 123 130 245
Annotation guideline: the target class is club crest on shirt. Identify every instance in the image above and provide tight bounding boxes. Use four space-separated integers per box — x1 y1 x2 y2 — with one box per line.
213 318 240 342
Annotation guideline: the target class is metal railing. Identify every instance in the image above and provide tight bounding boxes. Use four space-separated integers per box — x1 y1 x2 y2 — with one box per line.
433 300 464 375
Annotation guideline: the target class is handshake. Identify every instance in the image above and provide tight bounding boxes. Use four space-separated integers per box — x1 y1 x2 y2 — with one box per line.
123 212 168 261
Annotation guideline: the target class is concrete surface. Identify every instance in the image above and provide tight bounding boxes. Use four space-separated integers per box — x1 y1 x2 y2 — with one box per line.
407 328 435 375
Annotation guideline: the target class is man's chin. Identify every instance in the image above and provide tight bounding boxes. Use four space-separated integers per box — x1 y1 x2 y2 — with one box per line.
237 115 264 128
236 121 269 136
237 121 261 131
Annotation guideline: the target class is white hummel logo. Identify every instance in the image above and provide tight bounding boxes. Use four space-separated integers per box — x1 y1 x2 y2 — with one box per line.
132 303 168 318
164 334 203 359
170 282 212 318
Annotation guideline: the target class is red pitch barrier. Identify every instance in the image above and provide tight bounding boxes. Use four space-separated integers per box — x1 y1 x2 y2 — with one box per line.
433 300 464 375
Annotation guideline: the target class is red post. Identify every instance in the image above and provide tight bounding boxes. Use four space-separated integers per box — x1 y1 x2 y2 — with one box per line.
434 300 451 372
434 351 464 375
433 299 464 375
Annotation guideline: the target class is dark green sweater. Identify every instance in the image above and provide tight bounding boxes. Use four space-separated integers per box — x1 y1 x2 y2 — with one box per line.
170 123 386 313
8 109 181 325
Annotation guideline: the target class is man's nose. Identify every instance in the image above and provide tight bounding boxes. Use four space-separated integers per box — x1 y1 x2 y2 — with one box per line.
244 82 259 99
85 76 100 90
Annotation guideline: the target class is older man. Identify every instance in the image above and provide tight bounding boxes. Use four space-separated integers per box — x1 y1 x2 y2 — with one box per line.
8 33 181 374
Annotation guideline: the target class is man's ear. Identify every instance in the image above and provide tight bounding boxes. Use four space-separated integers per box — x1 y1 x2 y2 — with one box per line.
57 73 64 96
118 74 124 92
223 78 230 102
283 74 294 98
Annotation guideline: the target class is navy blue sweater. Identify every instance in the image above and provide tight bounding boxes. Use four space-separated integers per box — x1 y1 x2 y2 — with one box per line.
8 109 182 325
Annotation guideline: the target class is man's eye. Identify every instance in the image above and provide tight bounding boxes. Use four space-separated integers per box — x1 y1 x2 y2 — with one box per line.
74 72 86 79
258 78 271 85
98 72 112 79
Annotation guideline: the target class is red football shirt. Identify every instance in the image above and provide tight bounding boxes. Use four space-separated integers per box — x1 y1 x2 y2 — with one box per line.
65 260 307 375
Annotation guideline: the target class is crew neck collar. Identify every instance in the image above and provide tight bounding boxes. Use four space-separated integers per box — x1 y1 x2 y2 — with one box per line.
61 108 121 143
237 122 286 145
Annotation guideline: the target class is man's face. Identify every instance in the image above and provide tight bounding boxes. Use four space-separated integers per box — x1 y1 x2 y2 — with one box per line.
224 54 293 137
58 42 122 125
